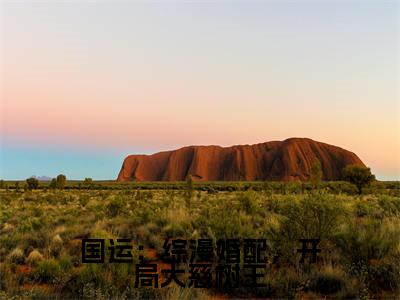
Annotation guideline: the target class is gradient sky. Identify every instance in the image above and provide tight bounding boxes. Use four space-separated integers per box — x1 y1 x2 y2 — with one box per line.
1 0 399 180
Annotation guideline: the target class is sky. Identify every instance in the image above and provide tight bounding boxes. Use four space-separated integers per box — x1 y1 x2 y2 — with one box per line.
1 0 399 180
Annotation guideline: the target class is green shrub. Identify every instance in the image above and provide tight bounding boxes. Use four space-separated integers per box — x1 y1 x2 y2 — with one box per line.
19 230 49 251
26 250 44 266
280 193 345 240
1 184 399 299
56 174 67 189
83 178 93 188
33 259 61 283
237 191 257 214
355 199 383 218
274 193 346 264
335 221 395 265
8 248 25 264
26 177 39 190
342 165 375 195
378 195 400 216
309 266 346 294
27 287 51 299
367 262 399 293
58 255 73 271
79 194 91 207
106 197 125 217
50 234 63 257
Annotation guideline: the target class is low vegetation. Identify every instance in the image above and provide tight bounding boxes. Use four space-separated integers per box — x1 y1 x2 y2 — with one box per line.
0 180 399 299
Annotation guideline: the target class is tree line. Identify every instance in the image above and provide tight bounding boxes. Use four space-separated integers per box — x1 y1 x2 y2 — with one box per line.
0 164 376 195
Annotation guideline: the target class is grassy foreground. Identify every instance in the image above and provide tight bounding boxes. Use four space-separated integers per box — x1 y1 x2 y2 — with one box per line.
0 182 399 299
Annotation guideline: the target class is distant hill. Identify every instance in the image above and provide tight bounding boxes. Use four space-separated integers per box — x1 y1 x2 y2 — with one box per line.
31 176 53 181
117 138 366 182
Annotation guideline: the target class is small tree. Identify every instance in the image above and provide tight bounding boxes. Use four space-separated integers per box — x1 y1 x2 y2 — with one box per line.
83 178 93 188
342 165 375 195
310 157 323 188
185 174 194 209
49 178 57 189
56 174 67 189
26 177 39 190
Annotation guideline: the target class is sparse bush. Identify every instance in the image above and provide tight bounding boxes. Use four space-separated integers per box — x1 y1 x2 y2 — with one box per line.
0 182 399 298
355 199 383 218
309 266 346 294
280 193 345 240
310 157 323 188
335 220 396 266
237 191 257 213
50 234 63 257
8 248 25 264
49 178 57 189
343 165 375 195
56 174 67 189
106 197 125 217
367 261 399 293
378 195 400 216
26 177 39 190
185 174 194 209
276 193 345 263
84 178 93 188
79 194 90 207
33 259 61 283
26 249 44 266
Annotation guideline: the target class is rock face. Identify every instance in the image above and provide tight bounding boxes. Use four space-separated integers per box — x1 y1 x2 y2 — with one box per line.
117 138 366 182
